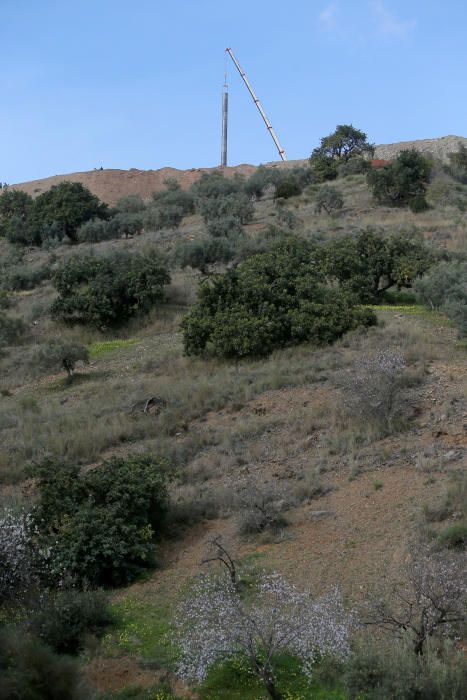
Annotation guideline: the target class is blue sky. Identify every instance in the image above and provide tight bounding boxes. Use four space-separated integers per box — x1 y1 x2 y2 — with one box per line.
1 0 466 183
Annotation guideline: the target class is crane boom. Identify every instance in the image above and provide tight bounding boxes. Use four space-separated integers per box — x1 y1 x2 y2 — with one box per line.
225 48 287 162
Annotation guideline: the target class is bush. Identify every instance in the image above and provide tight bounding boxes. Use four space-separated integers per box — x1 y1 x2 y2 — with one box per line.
51 250 170 327
190 171 244 201
28 181 109 244
30 454 172 587
144 203 185 231
115 194 146 213
344 640 467 700
309 155 339 182
181 236 376 360
76 218 113 243
321 229 432 303
198 192 254 227
274 179 302 199
29 588 112 654
338 157 371 177
341 350 407 434
446 144 467 184
0 190 34 240
0 628 90 700
236 481 288 536
314 185 344 215
415 261 467 337
32 338 89 379
105 212 144 238
0 312 27 347
367 149 432 208
437 523 467 549
1 262 52 291
174 237 236 273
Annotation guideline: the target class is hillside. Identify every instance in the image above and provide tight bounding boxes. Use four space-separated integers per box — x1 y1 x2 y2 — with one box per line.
1 156 466 699
6 135 467 205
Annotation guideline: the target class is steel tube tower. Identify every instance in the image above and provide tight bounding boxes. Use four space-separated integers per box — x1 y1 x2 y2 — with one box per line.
225 48 287 161
221 76 228 167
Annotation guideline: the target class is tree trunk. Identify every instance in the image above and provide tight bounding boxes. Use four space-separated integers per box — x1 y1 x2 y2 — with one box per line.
262 670 283 700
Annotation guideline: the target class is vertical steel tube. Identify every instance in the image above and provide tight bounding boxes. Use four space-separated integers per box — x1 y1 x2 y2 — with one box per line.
221 88 228 167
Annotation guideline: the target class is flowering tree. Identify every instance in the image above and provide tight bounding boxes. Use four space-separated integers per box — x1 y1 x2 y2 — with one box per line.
364 544 466 655
174 569 352 700
0 508 34 602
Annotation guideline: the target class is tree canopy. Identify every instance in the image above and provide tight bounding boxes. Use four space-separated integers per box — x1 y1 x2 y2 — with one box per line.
182 237 376 360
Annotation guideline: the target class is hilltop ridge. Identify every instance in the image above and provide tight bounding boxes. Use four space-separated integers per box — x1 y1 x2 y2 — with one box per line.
6 135 467 205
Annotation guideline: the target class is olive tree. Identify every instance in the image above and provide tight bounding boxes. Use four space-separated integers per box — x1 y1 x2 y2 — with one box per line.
315 185 344 215
32 338 89 380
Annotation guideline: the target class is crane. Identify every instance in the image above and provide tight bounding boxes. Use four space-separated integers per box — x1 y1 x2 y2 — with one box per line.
224 48 287 163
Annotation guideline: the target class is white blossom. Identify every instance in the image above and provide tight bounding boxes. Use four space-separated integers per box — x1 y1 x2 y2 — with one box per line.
173 569 352 690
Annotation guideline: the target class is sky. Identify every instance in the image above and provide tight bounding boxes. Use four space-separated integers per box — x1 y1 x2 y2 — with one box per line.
1 0 466 183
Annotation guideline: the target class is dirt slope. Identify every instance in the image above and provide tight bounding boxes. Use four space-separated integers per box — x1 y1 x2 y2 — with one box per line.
6 135 466 205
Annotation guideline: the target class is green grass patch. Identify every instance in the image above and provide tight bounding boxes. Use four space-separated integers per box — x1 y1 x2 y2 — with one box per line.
88 338 136 359
101 597 176 668
198 655 345 700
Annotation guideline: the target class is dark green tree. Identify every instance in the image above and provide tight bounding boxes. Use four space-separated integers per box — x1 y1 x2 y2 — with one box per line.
29 182 109 243
0 190 33 236
321 229 432 302
182 237 376 360
311 124 375 162
51 250 170 327
29 455 172 587
367 149 432 208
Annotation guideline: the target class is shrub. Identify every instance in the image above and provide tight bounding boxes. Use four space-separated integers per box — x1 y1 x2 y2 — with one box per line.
236 481 288 536
0 629 90 700
206 216 245 239
341 350 407 434
344 640 467 700
190 171 244 201
31 338 89 379
437 523 467 549
144 203 185 231
198 192 254 227
51 250 170 327
76 218 114 243
29 588 112 654
309 155 339 182
0 190 34 240
274 179 302 199
105 212 144 238
115 194 146 213
415 261 467 337
30 454 172 586
174 237 236 273
314 185 344 215
338 157 371 177
446 143 467 184
322 229 432 303
28 181 109 243
0 312 27 347
367 149 432 208
182 237 376 360
1 263 52 291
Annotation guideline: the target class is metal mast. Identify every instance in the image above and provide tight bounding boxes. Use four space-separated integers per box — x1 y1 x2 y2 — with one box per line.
221 73 228 167
225 47 287 162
